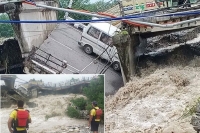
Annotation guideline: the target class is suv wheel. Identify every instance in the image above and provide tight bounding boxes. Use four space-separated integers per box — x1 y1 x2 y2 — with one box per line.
112 61 121 71
84 45 93 55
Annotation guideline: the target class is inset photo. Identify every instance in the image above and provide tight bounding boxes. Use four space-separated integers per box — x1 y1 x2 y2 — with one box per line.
0 74 104 133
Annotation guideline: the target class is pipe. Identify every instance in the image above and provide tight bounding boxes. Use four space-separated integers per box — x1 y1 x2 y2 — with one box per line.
128 16 200 28
31 60 56 74
36 4 111 18
0 0 24 5
0 4 200 28
126 7 200 19
0 16 199 28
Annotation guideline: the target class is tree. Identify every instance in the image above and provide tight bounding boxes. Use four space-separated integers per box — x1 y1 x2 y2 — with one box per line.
58 0 118 20
83 75 104 122
83 75 104 110
66 75 104 122
0 13 14 37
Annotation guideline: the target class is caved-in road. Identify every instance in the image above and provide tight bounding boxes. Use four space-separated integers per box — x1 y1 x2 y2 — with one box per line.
38 23 123 95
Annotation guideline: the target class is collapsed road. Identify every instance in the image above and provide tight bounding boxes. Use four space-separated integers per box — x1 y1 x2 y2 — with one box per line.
23 24 124 95
0 24 124 95
2 24 200 95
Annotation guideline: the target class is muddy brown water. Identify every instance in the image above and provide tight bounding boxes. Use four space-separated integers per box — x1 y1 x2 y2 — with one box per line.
1 94 104 133
105 56 200 133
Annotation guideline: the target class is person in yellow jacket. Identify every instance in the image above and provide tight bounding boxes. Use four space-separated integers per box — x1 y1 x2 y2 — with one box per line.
88 101 100 133
7 100 31 133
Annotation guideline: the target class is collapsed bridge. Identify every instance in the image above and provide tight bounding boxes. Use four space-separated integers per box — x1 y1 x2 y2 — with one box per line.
2 0 200 87
17 80 91 97
0 75 95 108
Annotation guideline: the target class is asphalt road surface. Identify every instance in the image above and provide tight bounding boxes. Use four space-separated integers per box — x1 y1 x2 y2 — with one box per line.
37 23 124 95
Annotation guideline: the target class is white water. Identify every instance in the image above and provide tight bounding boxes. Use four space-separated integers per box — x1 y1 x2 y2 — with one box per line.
186 33 200 44
105 57 200 133
1 94 103 133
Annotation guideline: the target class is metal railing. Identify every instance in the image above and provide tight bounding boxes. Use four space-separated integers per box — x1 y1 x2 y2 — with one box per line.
26 47 80 74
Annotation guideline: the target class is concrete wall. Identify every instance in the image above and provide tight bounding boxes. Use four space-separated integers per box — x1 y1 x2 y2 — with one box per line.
12 1 58 55
31 88 38 98
4 80 15 89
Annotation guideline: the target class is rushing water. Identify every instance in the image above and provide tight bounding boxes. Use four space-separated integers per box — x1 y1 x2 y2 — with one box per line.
105 57 200 133
1 94 104 133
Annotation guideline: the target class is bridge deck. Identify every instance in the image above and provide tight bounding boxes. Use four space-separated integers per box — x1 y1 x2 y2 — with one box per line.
39 81 90 91
104 4 200 34
1 75 17 80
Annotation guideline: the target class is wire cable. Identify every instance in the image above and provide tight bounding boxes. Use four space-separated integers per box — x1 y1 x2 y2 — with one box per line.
99 52 118 74
16 77 29 83
80 40 115 73
96 19 113 73
97 20 119 73
2 9 200 23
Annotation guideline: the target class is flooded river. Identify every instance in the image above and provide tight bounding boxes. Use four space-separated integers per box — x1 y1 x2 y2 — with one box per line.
1 94 104 133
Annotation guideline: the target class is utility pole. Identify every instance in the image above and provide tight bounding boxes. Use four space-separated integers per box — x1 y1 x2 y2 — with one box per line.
65 0 73 19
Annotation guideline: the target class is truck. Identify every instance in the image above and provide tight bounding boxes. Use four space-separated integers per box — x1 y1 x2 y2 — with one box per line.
122 0 199 15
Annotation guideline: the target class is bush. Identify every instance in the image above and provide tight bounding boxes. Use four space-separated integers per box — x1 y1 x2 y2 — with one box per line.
65 75 104 122
70 97 87 110
86 103 93 111
66 106 80 118
180 97 200 119
83 75 104 104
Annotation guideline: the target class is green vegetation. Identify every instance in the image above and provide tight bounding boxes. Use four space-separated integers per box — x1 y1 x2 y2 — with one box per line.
120 30 129 35
179 97 200 120
58 0 118 20
83 75 104 122
66 75 104 122
83 75 104 110
0 0 117 38
70 97 87 110
66 106 81 118
0 14 14 37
